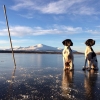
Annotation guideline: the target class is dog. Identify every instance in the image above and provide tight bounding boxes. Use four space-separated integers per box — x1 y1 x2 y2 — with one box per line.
62 39 74 71
83 39 98 71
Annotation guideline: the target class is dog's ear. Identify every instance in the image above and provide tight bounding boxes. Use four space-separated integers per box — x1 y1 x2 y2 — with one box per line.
85 39 95 46
70 40 73 46
62 39 73 46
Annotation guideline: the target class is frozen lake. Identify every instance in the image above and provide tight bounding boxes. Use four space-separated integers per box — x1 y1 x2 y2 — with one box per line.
0 53 100 100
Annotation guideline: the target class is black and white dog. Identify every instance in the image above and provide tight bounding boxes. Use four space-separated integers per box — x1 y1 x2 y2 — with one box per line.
62 39 74 71
83 39 98 71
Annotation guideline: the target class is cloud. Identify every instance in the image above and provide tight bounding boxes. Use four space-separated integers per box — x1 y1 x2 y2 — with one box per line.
0 28 8 36
0 25 82 36
0 40 9 44
18 14 34 19
0 39 35 49
0 39 35 44
12 39 34 43
96 26 100 28
70 6 96 15
10 0 35 11
1 25 100 37
10 0 100 15
0 21 5 25
35 0 90 15
86 30 100 34
53 24 82 33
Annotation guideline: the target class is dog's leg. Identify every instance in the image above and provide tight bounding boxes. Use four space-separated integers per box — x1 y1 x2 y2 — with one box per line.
95 61 99 70
83 58 87 70
87 60 91 71
63 57 66 70
93 60 99 71
93 57 99 70
69 60 73 71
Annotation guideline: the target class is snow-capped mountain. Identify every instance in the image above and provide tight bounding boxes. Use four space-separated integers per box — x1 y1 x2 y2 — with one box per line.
6 44 63 51
5 44 77 52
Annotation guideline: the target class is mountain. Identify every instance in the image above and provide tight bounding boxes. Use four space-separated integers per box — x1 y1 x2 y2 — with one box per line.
8 44 63 51
1 44 80 53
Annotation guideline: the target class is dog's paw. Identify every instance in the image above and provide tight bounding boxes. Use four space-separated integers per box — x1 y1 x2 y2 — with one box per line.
82 66 86 71
69 68 74 71
93 68 99 71
63 68 66 71
87 67 91 71
63 68 69 71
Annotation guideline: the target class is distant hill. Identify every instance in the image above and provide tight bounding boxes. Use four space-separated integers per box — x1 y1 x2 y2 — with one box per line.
96 52 100 55
0 44 83 54
5 44 62 52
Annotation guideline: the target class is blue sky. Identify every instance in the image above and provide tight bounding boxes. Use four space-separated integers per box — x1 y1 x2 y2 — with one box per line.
0 0 100 52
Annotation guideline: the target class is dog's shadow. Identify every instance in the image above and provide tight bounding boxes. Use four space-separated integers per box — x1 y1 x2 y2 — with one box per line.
61 70 74 98
84 70 98 99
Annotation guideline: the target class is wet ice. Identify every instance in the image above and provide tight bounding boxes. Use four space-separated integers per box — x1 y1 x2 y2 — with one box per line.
0 54 100 99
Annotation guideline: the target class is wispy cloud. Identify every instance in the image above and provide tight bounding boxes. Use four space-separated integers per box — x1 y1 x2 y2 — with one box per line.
12 39 34 43
10 0 35 11
18 13 34 19
0 39 35 49
86 30 100 34
0 40 26 44
0 39 35 44
35 0 82 14
0 25 82 36
70 6 96 15
0 21 5 25
10 0 100 15
0 40 9 44
1 25 100 37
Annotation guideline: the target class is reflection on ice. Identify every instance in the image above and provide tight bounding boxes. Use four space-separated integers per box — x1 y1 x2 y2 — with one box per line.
2 67 63 99
1 54 100 99
84 70 99 100
61 70 76 99
0 66 100 99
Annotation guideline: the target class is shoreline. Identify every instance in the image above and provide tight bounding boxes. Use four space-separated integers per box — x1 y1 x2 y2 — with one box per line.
0 50 84 54
1 50 100 55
